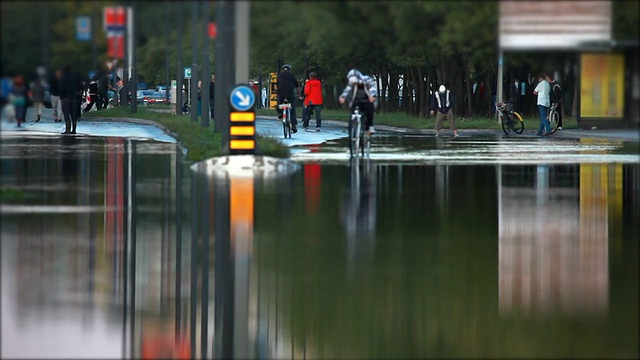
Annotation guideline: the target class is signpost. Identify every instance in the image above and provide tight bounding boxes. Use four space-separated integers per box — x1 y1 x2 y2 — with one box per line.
228 84 256 154
76 16 91 41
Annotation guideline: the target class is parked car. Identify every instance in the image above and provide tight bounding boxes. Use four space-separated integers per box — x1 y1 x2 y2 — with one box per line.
136 90 155 105
149 92 170 105
155 85 167 92
137 82 149 90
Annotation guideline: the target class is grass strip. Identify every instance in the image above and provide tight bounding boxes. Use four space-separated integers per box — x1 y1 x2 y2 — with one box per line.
86 106 289 161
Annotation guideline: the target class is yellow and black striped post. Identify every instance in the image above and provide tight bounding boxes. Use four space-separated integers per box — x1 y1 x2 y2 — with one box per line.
228 84 257 155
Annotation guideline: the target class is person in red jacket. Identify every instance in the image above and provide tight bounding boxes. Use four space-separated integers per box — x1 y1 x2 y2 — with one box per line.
302 72 323 131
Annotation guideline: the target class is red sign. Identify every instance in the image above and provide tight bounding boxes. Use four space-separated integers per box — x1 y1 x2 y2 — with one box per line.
107 34 124 59
208 22 217 39
104 6 126 31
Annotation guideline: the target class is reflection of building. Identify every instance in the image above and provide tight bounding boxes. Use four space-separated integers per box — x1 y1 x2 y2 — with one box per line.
498 164 622 316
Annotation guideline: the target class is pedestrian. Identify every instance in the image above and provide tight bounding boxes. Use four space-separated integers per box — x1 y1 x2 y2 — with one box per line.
430 84 458 137
50 69 63 122
60 64 80 134
10 75 28 127
249 80 259 97
302 72 323 131
98 72 114 110
209 74 215 119
546 72 563 130
276 64 301 133
76 75 86 121
261 87 267 109
533 73 551 136
197 80 202 116
83 77 99 113
31 76 46 122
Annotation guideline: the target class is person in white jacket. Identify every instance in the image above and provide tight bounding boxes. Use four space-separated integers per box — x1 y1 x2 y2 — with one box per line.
339 69 377 134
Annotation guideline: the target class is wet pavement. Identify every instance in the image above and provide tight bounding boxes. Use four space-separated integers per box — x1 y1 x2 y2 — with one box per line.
1 107 639 359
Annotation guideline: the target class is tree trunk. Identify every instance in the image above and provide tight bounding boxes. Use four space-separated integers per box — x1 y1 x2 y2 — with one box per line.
418 67 426 118
465 60 473 118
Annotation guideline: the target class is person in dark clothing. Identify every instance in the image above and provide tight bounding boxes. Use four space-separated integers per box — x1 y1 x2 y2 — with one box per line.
209 74 215 119
98 72 115 110
83 77 99 113
546 73 563 130
60 64 81 134
76 75 85 121
50 69 63 122
430 84 458 137
10 75 28 127
276 64 300 133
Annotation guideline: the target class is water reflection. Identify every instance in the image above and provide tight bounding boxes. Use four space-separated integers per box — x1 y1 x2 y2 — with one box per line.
1 136 638 359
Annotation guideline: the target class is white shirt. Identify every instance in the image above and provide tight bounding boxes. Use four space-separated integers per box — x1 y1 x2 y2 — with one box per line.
534 80 550 107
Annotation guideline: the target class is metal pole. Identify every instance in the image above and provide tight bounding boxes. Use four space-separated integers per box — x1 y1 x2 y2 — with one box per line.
165 0 170 104
200 175 209 360
42 2 49 72
190 0 199 122
214 0 235 144
174 145 182 339
92 1 98 77
235 1 250 83
201 0 211 127
497 50 504 123
176 2 184 115
130 1 137 113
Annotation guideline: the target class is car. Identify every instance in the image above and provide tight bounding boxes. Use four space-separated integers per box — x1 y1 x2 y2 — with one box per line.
155 85 167 92
136 90 155 105
137 82 149 90
149 91 170 105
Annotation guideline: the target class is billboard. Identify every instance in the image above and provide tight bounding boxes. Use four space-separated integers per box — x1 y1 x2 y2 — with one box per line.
499 1 611 50
580 53 625 119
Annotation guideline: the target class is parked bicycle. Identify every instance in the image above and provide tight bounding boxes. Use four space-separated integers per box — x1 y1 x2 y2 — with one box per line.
348 105 371 158
496 101 524 135
279 99 292 139
182 101 191 115
547 102 560 134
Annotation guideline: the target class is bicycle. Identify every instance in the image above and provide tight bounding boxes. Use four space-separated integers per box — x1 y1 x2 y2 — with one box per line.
278 99 292 139
496 101 524 135
547 102 560 134
348 105 371 158
182 101 191 115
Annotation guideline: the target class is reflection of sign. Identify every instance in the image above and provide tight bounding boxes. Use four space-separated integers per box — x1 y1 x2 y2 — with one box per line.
107 34 124 59
184 67 191 79
208 22 217 39
229 85 255 111
76 16 91 41
499 1 611 50
580 53 624 119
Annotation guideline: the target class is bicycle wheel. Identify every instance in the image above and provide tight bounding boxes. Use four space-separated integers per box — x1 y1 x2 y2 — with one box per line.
512 111 525 134
548 110 559 134
501 114 511 135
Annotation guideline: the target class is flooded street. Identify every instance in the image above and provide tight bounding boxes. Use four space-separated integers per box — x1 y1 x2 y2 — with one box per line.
1 134 639 359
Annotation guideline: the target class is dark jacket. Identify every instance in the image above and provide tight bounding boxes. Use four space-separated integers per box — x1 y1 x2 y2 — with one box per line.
276 70 298 96
49 77 62 97
430 90 454 114
209 81 215 100
60 71 81 100
549 81 562 103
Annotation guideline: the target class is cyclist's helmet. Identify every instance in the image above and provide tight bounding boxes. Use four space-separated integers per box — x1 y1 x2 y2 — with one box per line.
282 64 291 71
439 85 446 93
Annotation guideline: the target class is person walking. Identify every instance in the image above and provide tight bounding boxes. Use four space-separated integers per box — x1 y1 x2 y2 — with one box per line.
31 76 46 122
83 77 99 113
98 72 114 110
276 64 301 133
302 72 323 131
10 75 28 127
430 84 458 137
209 74 215 119
546 72 563 130
60 64 80 134
50 69 63 122
533 73 551 136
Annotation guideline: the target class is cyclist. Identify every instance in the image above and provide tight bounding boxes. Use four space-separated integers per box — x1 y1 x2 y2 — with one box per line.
338 69 377 134
276 64 300 133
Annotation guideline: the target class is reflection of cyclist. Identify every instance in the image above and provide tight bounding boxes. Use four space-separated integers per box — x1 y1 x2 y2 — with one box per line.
339 69 377 134
276 64 300 133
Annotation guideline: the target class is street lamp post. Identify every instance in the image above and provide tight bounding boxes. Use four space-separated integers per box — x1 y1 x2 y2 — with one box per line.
165 0 170 104
176 2 183 115
201 0 210 127
190 0 199 123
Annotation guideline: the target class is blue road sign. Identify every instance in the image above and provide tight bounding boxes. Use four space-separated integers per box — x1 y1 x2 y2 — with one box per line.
88 70 96 80
76 16 91 41
229 85 256 111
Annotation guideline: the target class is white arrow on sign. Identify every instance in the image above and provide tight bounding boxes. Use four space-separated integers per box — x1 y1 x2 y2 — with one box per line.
234 90 251 107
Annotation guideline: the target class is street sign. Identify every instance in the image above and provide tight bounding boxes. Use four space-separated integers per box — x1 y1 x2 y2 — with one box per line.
184 67 192 79
76 16 91 41
229 85 255 112
228 84 256 154
104 6 126 32
88 70 96 80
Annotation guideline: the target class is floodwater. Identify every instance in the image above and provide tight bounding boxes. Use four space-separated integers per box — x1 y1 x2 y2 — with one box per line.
1 134 638 359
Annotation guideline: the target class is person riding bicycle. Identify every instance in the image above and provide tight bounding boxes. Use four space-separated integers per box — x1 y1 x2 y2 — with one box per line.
338 69 377 134
276 64 300 133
